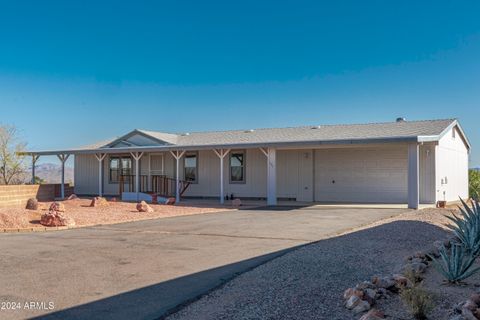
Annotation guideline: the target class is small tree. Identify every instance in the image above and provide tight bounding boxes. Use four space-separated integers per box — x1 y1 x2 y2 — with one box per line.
0 124 28 185
470 169 480 201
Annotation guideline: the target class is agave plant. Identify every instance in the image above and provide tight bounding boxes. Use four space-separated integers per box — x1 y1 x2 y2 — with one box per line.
429 243 480 283
444 199 480 256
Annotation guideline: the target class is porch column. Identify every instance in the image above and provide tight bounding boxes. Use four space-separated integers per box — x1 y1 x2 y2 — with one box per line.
408 143 420 209
213 149 230 204
170 150 186 203
130 152 144 201
260 147 277 206
57 154 70 199
31 155 40 184
94 153 106 196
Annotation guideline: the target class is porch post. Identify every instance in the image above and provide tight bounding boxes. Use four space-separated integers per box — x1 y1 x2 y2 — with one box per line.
260 147 277 206
170 150 186 203
408 143 420 209
213 149 230 204
94 153 106 196
57 154 70 199
31 155 39 184
130 152 144 201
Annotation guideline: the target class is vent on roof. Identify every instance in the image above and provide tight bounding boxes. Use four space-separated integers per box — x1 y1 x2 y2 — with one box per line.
396 117 406 122
311 125 321 129
244 129 255 133
182 132 190 136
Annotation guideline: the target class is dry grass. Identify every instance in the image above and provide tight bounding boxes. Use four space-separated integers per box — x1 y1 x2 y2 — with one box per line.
0 198 236 229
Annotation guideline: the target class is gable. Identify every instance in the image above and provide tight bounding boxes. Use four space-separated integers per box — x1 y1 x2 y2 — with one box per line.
105 131 173 148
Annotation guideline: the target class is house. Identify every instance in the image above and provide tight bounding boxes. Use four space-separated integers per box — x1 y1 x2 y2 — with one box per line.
23 118 470 209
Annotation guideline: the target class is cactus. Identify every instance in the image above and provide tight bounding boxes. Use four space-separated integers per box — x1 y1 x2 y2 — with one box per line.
429 243 480 283
444 199 480 256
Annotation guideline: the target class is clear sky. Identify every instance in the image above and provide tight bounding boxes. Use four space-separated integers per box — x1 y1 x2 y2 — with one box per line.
0 1 479 167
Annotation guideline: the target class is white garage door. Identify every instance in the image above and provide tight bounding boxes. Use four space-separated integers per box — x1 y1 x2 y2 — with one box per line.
314 146 408 203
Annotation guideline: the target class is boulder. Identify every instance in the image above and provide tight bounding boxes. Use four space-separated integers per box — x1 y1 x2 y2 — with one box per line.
90 197 109 207
359 309 385 320
67 194 78 200
372 276 395 289
232 198 242 207
352 300 371 314
136 201 154 213
165 197 176 205
25 198 38 210
392 274 413 289
346 295 361 309
49 202 65 212
40 211 75 227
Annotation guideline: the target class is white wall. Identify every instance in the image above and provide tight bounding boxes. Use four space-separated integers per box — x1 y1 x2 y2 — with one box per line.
435 126 469 202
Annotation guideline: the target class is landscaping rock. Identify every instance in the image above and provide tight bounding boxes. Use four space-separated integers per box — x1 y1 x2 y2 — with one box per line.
352 300 371 314
90 197 109 207
25 198 38 210
392 274 413 289
67 194 78 200
346 295 361 309
49 202 65 212
40 211 75 227
464 299 478 311
232 198 242 207
359 309 385 320
401 262 427 275
136 201 154 213
470 293 480 305
372 276 395 289
165 197 176 205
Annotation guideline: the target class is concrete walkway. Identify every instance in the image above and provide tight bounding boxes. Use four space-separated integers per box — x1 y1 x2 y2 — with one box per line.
0 206 407 320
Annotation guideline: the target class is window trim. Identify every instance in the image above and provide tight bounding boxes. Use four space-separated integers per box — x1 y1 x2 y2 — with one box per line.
109 155 132 184
229 150 246 184
183 152 199 184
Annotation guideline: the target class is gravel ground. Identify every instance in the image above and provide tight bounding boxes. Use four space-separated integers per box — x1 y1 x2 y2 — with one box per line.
167 209 456 320
0 198 233 229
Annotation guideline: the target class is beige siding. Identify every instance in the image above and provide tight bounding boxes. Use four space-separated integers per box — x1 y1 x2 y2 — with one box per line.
314 146 408 203
74 154 99 195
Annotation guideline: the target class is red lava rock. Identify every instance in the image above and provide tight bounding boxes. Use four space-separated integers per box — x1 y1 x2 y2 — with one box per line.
165 197 176 205
136 201 154 213
40 211 75 227
232 198 242 207
49 202 65 212
25 198 38 210
90 197 109 207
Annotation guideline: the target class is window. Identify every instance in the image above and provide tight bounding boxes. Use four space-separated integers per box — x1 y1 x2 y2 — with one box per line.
230 151 245 183
184 153 198 183
109 156 132 183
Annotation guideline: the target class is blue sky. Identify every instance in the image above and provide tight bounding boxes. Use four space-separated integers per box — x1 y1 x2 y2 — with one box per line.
0 1 479 167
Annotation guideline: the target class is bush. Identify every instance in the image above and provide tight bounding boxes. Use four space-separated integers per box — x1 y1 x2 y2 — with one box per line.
470 169 480 201
445 199 480 255
400 285 434 320
429 243 480 283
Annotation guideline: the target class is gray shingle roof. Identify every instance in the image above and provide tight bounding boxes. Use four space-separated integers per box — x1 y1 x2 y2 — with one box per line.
24 118 463 155
169 118 456 146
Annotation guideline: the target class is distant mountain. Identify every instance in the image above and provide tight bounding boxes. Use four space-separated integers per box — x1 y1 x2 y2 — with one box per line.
35 163 74 184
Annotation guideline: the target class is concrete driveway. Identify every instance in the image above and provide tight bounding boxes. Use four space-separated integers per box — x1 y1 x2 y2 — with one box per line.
0 206 407 320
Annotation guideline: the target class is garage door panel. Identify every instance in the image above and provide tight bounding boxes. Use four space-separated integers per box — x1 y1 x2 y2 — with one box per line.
314 147 408 203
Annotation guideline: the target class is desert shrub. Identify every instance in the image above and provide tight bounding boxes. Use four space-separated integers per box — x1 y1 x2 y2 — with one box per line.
470 169 480 201
445 199 480 255
400 285 434 320
429 243 480 283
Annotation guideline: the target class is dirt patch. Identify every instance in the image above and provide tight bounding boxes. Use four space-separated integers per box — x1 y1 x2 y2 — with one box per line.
0 198 235 229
